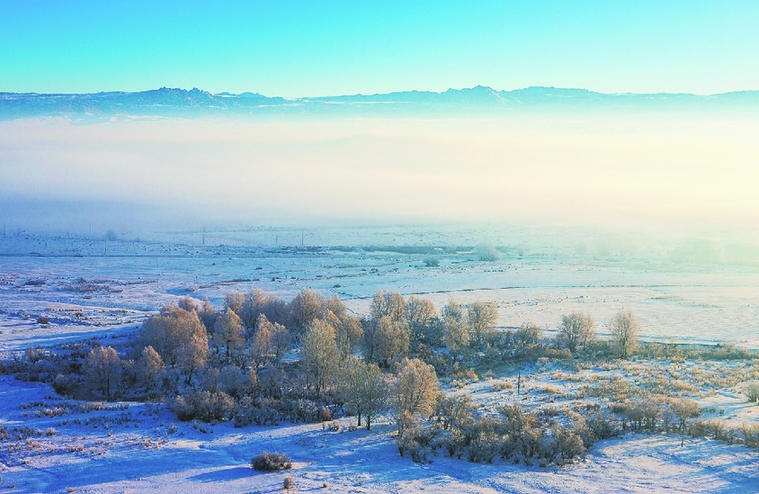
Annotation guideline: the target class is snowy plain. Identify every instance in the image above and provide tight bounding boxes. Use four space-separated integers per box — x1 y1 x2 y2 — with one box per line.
1 227 758 492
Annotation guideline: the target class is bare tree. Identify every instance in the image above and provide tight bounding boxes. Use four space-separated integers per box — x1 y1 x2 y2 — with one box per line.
558 312 596 353
609 309 640 359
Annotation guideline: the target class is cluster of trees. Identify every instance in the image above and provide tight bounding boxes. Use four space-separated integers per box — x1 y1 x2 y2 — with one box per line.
9 288 646 416
557 309 641 359
5 285 663 462
9 283 759 468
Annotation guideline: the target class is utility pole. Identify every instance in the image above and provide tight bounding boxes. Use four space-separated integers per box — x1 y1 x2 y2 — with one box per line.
202 227 206 246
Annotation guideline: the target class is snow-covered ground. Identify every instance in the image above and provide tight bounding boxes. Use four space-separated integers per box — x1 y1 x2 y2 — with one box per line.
1 229 759 492
1 376 757 493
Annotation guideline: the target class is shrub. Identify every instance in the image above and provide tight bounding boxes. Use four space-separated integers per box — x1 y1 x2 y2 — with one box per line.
423 257 440 267
234 397 280 427
317 406 333 422
396 425 439 463
251 452 292 472
465 417 502 463
283 476 295 490
52 373 77 395
745 381 759 402
169 390 235 422
475 244 500 262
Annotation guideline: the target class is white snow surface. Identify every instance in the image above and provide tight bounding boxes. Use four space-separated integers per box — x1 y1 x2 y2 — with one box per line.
1 377 758 493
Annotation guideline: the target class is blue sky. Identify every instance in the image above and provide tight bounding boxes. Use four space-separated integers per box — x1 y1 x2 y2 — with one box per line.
1 1 758 96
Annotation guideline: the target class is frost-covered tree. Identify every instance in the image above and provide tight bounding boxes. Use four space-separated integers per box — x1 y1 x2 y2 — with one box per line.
363 315 410 368
609 309 640 359
177 328 209 385
370 289 407 324
302 319 339 397
224 291 245 315
241 288 288 330
325 296 363 358
140 305 209 376
392 358 439 435
86 346 122 400
670 398 700 446
475 243 500 262
341 357 388 430
250 313 291 366
250 313 273 368
406 295 437 344
288 289 325 335
442 300 469 364
218 364 254 398
558 312 596 353
197 297 218 332
270 320 291 363
177 296 199 313
135 345 164 396
515 322 543 349
212 308 245 362
467 300 497 348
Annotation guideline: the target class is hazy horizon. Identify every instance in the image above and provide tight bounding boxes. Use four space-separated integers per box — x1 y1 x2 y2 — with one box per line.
2 108 758 244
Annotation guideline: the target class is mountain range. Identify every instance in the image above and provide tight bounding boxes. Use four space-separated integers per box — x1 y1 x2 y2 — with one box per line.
2 85 758 120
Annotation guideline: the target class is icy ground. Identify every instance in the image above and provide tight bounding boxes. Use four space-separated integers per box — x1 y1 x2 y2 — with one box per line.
1 229 759 492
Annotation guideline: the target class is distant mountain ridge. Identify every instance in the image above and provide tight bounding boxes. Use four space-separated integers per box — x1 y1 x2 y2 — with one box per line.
2 85 758 120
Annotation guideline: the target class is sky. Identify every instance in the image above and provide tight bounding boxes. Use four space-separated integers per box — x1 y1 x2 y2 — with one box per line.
1 1 759 97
